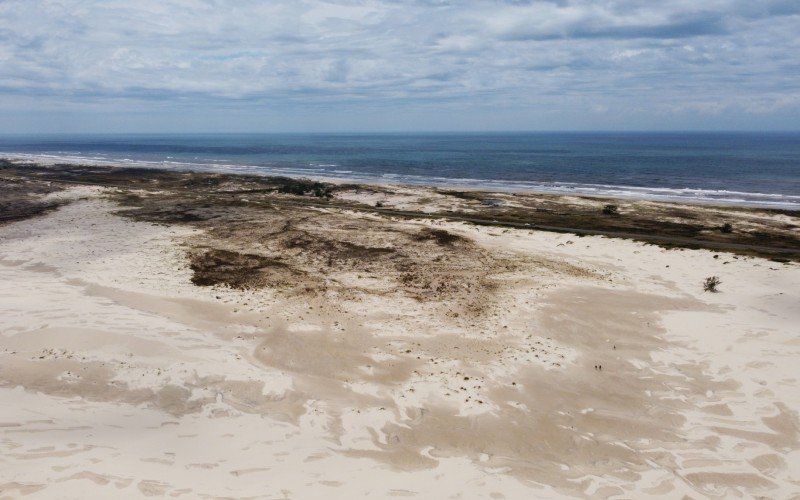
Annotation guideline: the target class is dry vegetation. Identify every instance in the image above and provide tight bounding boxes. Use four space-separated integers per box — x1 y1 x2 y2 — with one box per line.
3 159 798 262
0 169 65 224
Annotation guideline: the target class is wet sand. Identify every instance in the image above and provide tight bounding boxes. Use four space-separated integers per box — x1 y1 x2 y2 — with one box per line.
1 161 799 498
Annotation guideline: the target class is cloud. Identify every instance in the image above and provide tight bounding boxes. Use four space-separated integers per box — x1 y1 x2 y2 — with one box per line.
489 5 728 41
0 0 798 131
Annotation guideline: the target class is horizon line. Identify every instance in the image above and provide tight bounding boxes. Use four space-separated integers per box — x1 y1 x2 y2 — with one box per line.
1 130 800 136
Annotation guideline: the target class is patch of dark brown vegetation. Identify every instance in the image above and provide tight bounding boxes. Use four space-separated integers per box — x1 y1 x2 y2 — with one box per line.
189 248 302 289
0 199 63 224
0 160 339 201
414 227 467 246
261 216 497 301
182 207 507 308
117 204 209 223
436 189 485 201
275 177 333 198
0 170 65 224
283 231 396 261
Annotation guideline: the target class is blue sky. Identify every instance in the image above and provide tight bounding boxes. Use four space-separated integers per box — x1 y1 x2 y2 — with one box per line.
0 0 798 132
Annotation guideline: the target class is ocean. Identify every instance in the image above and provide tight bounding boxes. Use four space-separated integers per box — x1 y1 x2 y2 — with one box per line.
1 132 799 209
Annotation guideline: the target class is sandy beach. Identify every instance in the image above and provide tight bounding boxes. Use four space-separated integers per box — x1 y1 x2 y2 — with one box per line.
1 161 799 498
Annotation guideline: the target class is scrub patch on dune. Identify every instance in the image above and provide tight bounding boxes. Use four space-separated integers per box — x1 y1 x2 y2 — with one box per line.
189 248 304 290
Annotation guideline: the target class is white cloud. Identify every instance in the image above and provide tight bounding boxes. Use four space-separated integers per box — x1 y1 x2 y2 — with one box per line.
0 0 798 130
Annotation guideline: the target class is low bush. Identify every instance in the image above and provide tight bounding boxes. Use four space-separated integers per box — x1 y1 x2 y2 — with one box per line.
703 276 721 292
276 179 332 198
602 204 619 215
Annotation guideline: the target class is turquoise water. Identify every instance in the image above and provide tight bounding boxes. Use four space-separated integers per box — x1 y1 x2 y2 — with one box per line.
1 132 799 208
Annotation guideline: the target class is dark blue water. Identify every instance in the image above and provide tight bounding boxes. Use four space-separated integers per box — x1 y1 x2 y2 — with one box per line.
1 132 799 208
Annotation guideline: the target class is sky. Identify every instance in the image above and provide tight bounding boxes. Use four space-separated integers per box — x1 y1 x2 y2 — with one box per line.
0 0 799 133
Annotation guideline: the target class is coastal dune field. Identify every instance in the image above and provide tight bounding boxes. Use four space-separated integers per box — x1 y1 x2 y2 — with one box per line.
1 161 799 498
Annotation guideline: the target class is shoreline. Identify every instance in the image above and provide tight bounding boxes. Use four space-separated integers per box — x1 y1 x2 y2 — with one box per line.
4 153 799 210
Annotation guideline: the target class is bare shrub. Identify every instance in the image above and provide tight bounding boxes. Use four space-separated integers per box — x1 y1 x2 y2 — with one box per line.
703 276 721 292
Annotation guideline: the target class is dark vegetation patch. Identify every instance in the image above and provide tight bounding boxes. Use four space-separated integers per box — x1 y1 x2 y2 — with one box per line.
0 171 65 224
180 209 506 308
703 276 722 292
100 177 504 303
423 198 798 259
0 198 63 224
602 204 619 215
283 230 396 261
0 160 338 201
275 178 333 198
189 249 301 290
259 216 497 302
414 227 467 246
437 189 486 201
117 204 209 223
112 191 146 206
446 205 709 239
182 176 225 189
480 198 504 207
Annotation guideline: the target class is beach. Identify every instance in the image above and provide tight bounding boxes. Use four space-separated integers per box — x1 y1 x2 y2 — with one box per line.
1 160 799 498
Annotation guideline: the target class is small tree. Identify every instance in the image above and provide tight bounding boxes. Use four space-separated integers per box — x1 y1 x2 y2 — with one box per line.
703 276 721 292
602 204 619 215
720 223 733 233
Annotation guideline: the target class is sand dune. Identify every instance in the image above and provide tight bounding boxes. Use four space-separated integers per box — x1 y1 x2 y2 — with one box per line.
1 180 799 498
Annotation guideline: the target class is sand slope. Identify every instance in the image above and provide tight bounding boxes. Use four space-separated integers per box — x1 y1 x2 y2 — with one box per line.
1 187 799 498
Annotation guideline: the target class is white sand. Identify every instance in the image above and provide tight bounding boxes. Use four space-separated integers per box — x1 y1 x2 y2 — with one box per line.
1 187 799 498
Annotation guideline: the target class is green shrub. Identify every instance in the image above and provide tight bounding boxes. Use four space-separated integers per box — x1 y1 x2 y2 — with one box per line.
276 179 332 198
